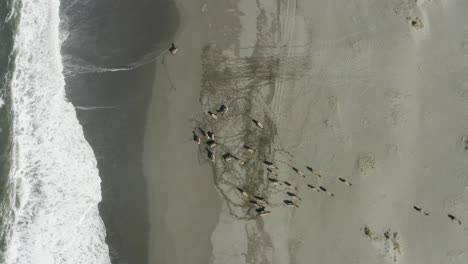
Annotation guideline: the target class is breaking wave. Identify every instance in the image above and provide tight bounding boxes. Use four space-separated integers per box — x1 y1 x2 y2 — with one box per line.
4 0 111 263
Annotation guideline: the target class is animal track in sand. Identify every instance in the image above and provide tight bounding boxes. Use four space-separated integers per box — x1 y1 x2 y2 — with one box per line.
447 249 464 257
361 225 402 263
453 170 468 193
443 193 466 212
360 117 372 129
458 135 468 152
446 249 465 264
422 111 433 125
355 153 376 177
455 171 468 191
459 38 468 54
451 82 468 100
196 44 314 219
393 0 427 30
327 96 338 110
384 88 410 127
385 144 399 156
408 17 424 30
393 0 418 19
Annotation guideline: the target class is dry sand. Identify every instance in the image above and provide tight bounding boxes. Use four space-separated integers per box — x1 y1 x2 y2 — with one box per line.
144 0 468 263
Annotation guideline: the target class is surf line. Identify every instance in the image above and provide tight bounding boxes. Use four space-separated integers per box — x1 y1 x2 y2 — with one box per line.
69 43 178 74
74 106 120 110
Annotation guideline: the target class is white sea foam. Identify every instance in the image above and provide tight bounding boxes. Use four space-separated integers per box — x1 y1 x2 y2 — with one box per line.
5 0 111 263
0 97 4 109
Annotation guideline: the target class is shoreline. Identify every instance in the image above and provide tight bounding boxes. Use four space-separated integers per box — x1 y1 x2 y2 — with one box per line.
61 0 180 263
67 64 156 263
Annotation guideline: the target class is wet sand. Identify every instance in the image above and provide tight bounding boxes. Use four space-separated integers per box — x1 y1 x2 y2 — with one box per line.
142 0 222 263
66 66 154 264
61 0 179 263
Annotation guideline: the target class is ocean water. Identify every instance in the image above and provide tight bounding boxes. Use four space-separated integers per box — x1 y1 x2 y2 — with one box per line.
0 0 16 261
1 0 111 263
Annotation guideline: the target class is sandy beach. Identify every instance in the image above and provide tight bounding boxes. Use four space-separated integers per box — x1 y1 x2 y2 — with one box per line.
142 0 221 263
144 0 468 264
